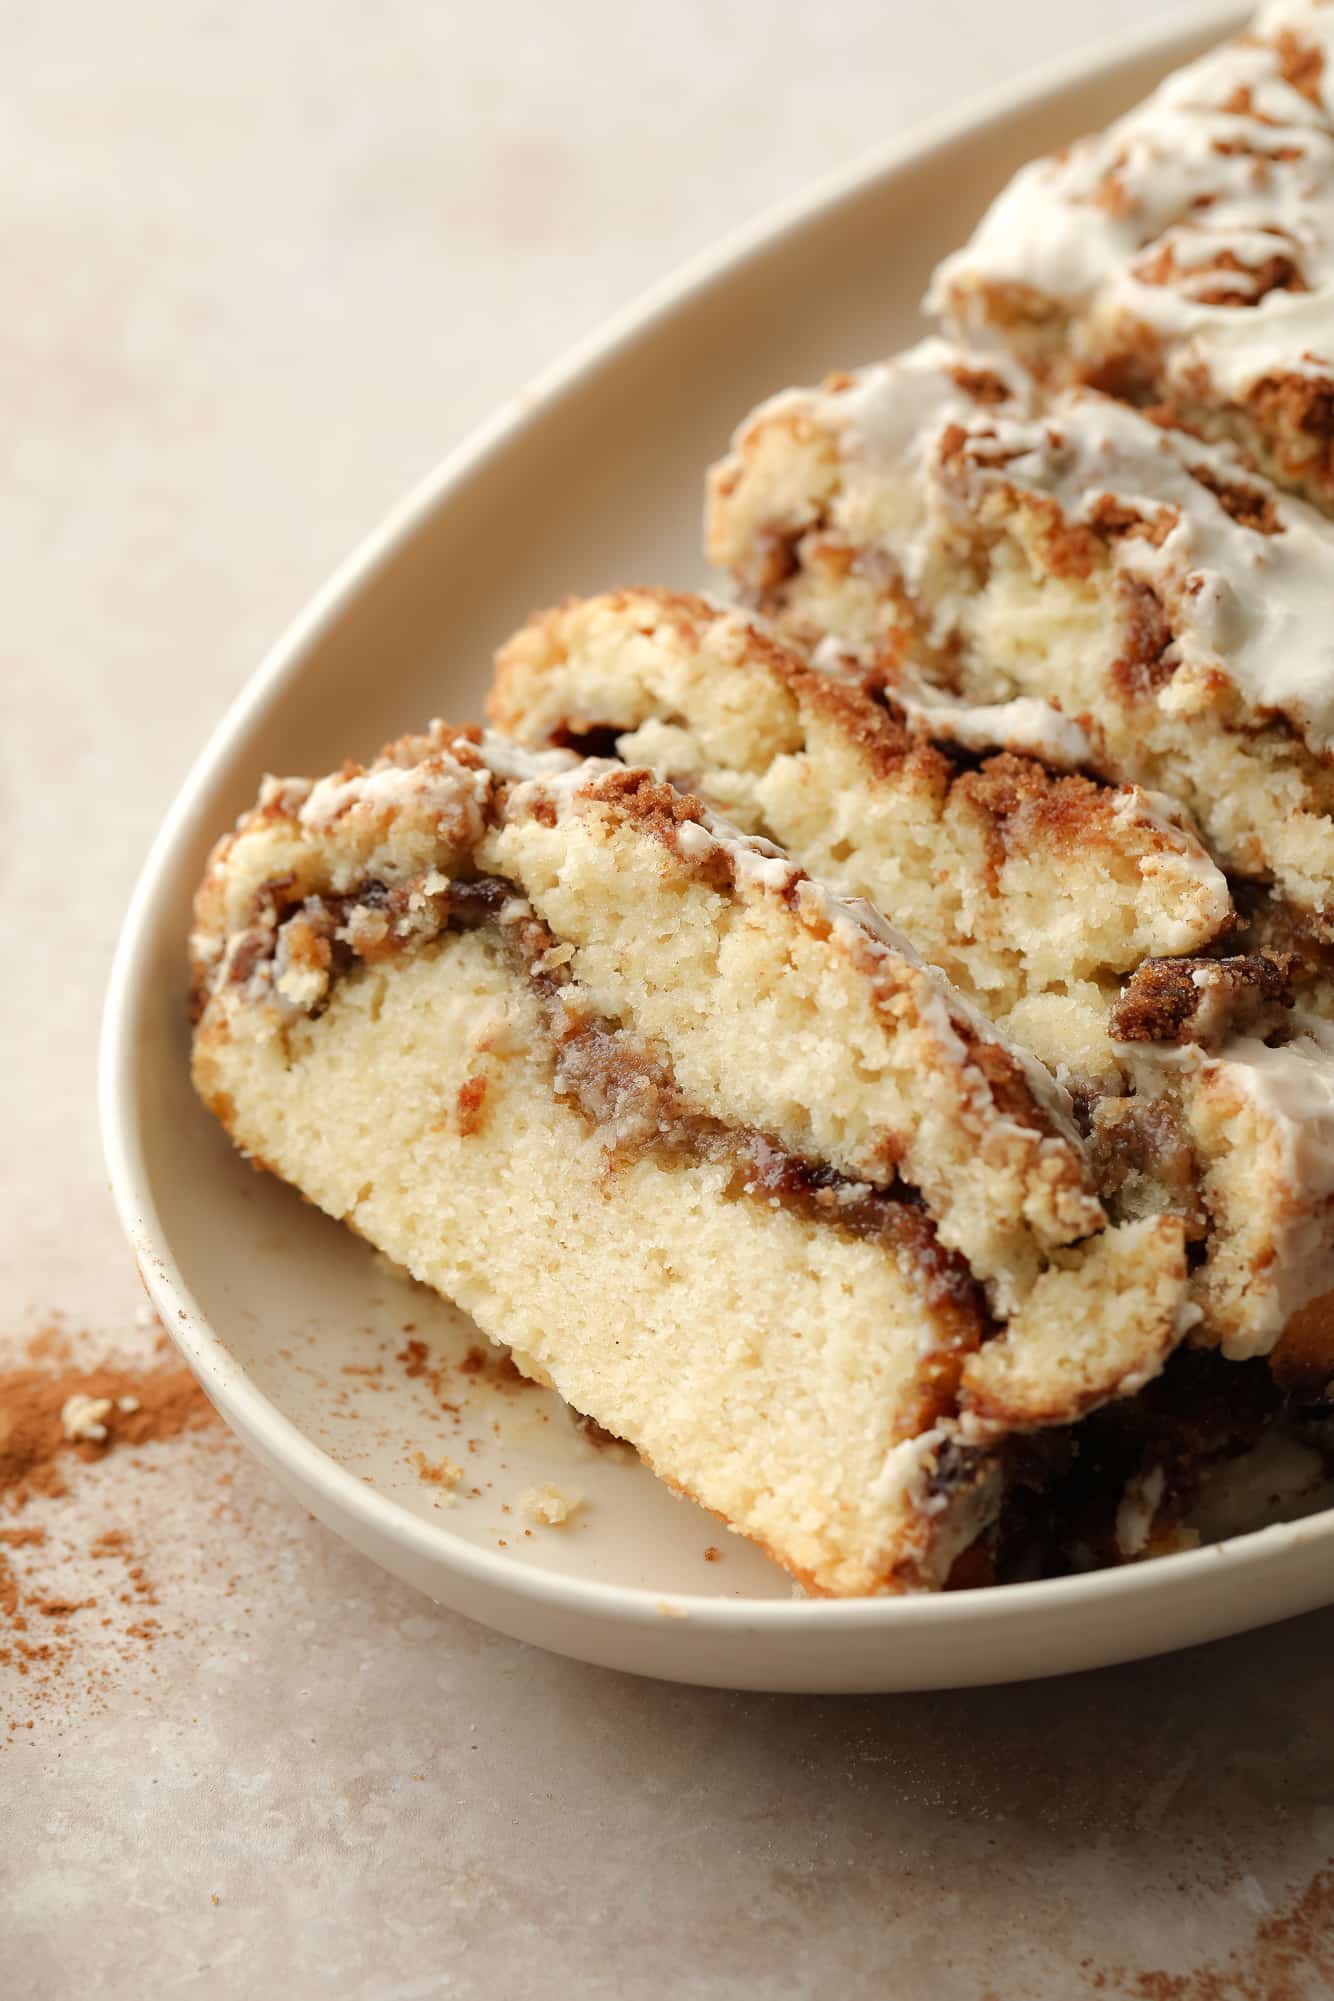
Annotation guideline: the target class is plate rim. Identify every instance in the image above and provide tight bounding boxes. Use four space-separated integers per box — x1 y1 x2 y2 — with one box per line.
100 0 1334 1645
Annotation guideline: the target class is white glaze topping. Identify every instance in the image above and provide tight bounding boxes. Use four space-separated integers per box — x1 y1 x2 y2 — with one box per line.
872 1427 955 1519
931 1 1334 404
300 742 492 832
791 338 1334 755
810 628 1099 769
830 335 1035 462
475 732 581 783
296 728 579 833
891 688 1096 768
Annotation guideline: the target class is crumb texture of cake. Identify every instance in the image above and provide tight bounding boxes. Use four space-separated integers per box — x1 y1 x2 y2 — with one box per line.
706 337 1334 933
190 731 1197 1595
488 589 1334 1367
490 589 1232 1077
929 1 1334 513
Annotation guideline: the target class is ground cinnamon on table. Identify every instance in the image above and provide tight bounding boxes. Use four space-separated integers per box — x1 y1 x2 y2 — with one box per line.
0 1321 223 1738
0 1553 17 1621
0 1349 216 1513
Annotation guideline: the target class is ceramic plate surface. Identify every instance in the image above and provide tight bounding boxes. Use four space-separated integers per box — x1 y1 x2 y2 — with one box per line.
103 3 1334 1692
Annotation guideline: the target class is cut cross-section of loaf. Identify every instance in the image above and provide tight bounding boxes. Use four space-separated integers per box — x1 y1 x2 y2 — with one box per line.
929 1 1334 516
190 726 1191 1595
489 587 1232 1091
707 336 1334 938
487 586 1334 1365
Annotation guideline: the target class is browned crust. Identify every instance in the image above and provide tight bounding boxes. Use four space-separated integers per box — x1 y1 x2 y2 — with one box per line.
194 870 994 1343
575 765 738 894
194 732 1089 1249
235 1199 980 1599
193 897 1001 1597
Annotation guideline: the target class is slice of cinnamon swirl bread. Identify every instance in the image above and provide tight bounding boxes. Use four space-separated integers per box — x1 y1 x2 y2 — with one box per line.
190 727 1189 1595
706 337 1334 940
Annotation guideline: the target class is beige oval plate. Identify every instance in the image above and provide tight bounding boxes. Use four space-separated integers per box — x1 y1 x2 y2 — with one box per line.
103 3 1334 1692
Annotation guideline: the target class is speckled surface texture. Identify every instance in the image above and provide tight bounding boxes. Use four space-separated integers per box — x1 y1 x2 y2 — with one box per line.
5 3 1334 1994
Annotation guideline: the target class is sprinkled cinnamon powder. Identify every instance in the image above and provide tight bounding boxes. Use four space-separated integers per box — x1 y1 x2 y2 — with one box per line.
1082 1863 1334 1997
393 1331 536 1469
458 1343 533 1389
0 1321 224 1740
1 1350 216 1512
0 1554 17 1621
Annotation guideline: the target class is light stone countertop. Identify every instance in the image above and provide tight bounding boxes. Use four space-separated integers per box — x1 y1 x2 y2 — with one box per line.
6 3 1334 1994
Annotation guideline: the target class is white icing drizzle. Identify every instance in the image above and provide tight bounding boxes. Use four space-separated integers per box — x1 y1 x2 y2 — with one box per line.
808 628 1098 768
300 744 492 832
931 1 1334 404
827 335 1036 465
475 732 581 783
796 338 1334 755
296 730 578 838
956 393 1334 752
890 687 1095 768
